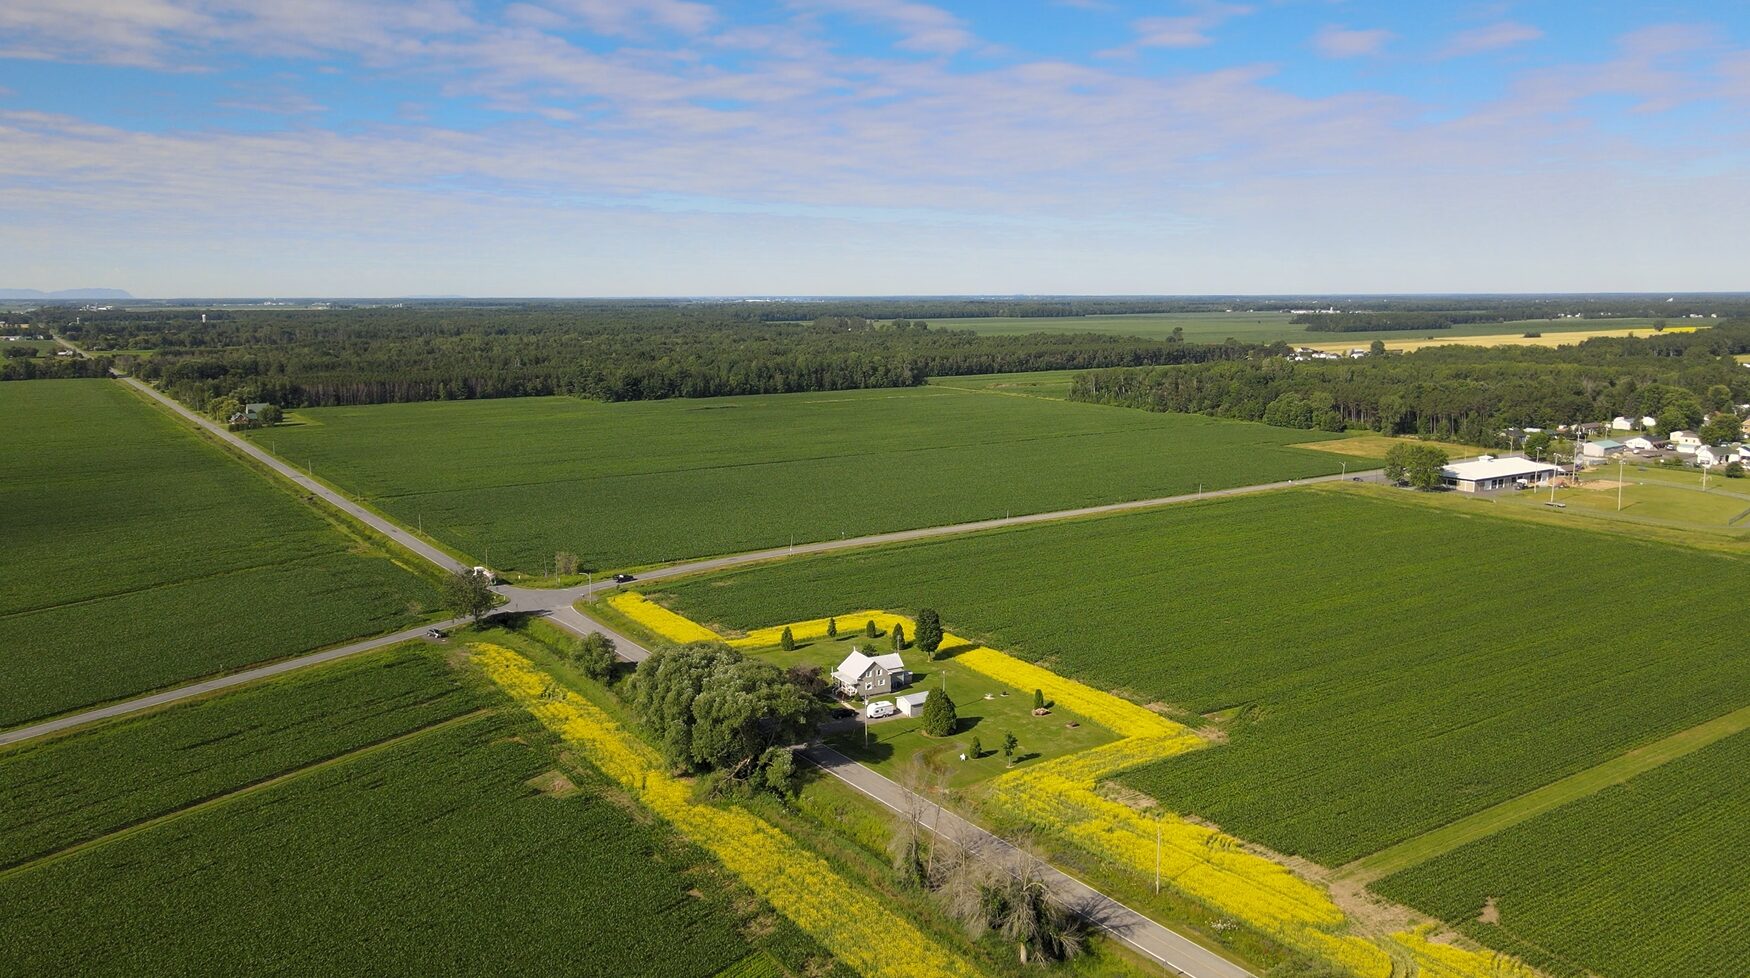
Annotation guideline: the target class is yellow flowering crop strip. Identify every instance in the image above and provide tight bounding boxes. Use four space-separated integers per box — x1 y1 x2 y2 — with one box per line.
1391 926 1537 978
607 592 721 644
609 600 1538 978
732 611 906 649
473 643 979 978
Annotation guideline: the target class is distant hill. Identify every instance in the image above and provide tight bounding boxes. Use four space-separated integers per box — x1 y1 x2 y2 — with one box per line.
0 288 134 300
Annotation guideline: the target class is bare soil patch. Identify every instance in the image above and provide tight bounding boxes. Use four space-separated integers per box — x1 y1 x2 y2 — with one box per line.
525 769 578 798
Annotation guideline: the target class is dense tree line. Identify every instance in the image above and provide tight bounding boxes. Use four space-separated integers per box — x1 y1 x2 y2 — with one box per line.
0 354 113 381
1070 322 1750 445
1299 312 1471 332
43 306 1263 409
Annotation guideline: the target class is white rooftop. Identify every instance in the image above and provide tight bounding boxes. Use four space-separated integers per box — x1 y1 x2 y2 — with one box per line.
1441 455 1562 481
832 650 907 686
896 691 929 708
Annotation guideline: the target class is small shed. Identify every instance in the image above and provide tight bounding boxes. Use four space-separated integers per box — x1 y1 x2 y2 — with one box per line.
895 690 930 717
1581 439 1624 459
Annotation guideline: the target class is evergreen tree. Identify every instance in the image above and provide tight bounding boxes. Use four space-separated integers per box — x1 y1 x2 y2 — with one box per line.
969 736 982 759
891 622 906 651
864 619 878 638
780 625 795 651
1033 689 1045 711
915 608 944 658
921 691 958 737
827 617 837 638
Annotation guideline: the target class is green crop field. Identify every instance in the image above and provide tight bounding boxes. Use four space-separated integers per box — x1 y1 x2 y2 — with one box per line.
244 385 1370 574
0 653 796 978
1372 731 1750 978
652 487 1750 866
0 381 440 728
0 649 482 869
932 312 1681 345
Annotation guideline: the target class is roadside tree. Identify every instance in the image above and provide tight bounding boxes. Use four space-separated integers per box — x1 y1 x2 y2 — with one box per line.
442 568 495 625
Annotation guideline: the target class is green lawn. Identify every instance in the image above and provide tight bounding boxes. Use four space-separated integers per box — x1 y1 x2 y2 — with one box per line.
927 369 1080 399
734 631 1118 788
244 385 1372 575
0 649 807 978
651 486 1750 866
0 381 440 728
1371 731 1750 978
934 312 1681 345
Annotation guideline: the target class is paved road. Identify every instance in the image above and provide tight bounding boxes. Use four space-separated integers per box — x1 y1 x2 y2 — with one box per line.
0 618 463 747
800 744 1256 978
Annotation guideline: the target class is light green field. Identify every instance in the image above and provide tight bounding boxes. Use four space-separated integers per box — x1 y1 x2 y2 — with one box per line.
1371 730 1750 978
653 486 1750 867
0 647 815 978
246 385 1373 575
0 381 440 729
927 369 1079 399
935 312 1682 345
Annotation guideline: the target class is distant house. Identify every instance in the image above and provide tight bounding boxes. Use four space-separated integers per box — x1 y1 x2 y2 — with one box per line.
1671 431 1702 453
1610 416 1637 431
832 649 910 698
895 690 930 717
1440 455 1562 493
243 402 272 422
1741 417 1750 438
1641 415 1658 428
1695 446 1729 468
1624 436 1656 452
1574 422 1607 436
1581 439 1625 459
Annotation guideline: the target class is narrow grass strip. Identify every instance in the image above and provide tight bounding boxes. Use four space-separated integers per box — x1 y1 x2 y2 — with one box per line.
1341 702 1750 883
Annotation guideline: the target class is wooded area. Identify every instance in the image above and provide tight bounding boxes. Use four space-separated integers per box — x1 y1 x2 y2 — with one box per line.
43 306 1255 407
1069 322 1750 444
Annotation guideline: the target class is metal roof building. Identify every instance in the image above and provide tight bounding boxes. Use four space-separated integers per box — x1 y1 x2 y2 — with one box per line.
1440 455 1562 493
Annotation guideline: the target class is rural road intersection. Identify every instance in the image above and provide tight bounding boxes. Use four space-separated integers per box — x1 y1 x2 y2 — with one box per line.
12 375 1388 976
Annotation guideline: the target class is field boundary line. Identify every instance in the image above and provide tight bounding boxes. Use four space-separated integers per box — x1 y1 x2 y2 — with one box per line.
0 707 493 880
1339 702 1750 883
0 618 467 746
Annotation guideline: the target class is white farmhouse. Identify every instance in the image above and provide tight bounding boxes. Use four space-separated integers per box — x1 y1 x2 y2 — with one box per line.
1624 436 1656 452
832 649 911 698
1671 431 1702 453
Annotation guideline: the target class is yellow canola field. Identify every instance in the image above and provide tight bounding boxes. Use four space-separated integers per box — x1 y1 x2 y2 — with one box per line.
607 592 720 643
474 643 980 978
732 610 908 649
611 598 1539 978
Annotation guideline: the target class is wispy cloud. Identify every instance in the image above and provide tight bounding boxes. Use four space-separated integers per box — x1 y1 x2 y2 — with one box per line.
1312 26 1393 59
792 0 982 56
1103 2 1253 56
1438 20 1543 59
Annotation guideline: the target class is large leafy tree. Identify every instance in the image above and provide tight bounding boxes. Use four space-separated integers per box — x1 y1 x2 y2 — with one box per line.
630 643 821 791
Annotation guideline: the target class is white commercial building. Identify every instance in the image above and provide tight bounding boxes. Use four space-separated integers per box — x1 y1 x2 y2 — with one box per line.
1440 455 1562 493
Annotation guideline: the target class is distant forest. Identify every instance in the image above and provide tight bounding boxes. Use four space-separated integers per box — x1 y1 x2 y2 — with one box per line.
1069 323 1750 445
43 306 1257 408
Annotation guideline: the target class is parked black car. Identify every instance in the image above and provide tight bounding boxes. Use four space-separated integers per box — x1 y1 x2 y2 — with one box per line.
612 572 635 583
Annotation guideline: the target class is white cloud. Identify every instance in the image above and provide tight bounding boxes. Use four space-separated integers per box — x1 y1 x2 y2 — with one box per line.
1312 26 1392 60
1438 20 1543 59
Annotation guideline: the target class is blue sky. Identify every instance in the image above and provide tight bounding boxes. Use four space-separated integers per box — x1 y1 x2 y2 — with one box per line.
2 1 1747 296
